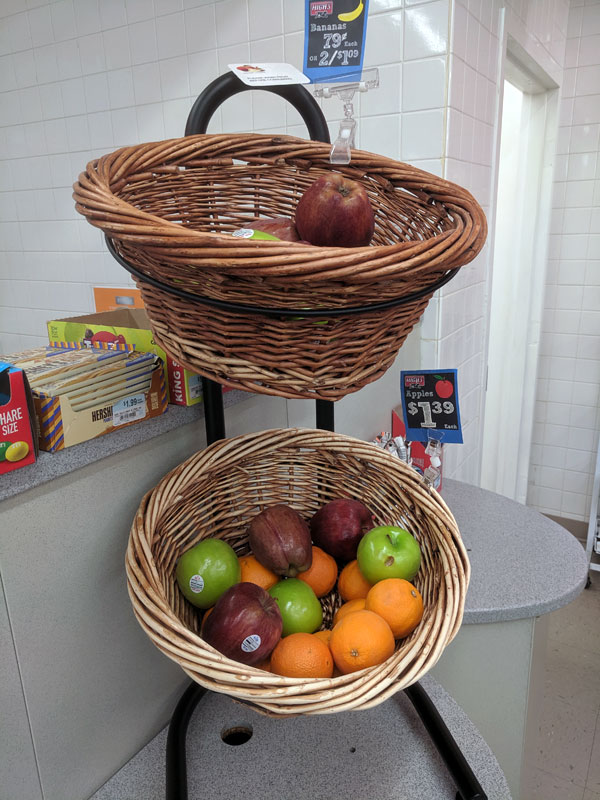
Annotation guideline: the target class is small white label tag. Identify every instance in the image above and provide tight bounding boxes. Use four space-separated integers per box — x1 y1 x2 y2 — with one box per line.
228 62 310 86
189 375 202 399
189 574 205 594
241 634 262 653
231 228 255 238
113 393 146 425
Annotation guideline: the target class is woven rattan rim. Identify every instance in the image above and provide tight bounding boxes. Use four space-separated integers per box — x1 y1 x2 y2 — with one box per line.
126 428 470 716
73 133 487 292
106 234 460 317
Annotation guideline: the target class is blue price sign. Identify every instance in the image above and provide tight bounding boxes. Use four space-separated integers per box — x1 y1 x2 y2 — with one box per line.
303 0 369 84
400 370 463 444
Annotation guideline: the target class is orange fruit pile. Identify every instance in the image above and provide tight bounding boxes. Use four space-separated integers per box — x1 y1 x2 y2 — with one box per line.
329 610 395 674
297 546 338 597
270 632 334 678
239 554 278 590
338 559 373 601
195 500 425 679
365 578 424 639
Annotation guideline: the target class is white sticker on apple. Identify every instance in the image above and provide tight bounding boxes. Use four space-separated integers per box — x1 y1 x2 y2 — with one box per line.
241 634 261 653
189 574 205 593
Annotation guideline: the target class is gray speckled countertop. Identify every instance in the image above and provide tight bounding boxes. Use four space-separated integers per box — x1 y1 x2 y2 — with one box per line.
90 673 512 800
442 479 589 624
0 389 250 502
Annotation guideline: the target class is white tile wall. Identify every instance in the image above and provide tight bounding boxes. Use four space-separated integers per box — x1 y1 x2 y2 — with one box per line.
437 0 573 490
527 0 600 523
0 0 448 356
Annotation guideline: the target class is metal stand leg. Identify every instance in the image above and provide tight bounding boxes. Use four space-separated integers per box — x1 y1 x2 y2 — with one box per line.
201 377 225 445
405 682 487 800
165 683 207 800
316 399 335 432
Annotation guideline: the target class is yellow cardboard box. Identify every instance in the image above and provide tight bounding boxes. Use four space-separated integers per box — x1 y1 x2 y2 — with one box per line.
47 309 203 406
34 359 168 451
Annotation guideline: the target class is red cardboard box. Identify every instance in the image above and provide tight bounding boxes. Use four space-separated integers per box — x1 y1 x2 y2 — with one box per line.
392 406 443 491
0 363 38 474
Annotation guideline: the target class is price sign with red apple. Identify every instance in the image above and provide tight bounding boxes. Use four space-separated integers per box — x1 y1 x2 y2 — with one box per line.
303 0 370 83
400 369 463 444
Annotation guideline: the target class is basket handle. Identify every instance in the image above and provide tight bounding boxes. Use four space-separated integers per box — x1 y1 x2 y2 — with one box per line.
185 71 331 144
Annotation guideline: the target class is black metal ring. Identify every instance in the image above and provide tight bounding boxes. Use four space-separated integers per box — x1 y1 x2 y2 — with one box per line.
105 236 459 319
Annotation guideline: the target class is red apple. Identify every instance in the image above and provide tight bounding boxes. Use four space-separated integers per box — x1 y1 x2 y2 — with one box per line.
243 217 301 241
295 173 375 247
309 498 374 562
435 378 453 399
202 582 283 666
248 504 313 577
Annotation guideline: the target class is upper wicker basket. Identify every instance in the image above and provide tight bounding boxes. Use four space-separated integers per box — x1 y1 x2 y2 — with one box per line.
73 133 487 400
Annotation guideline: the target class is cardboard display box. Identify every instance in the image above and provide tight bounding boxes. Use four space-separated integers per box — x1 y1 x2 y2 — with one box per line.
47 308 204 406
0 363 38 474
34 358 168 452
93 287 145 312
392 405 444 491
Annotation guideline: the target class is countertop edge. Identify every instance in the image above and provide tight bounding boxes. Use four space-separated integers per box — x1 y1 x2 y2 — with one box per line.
462 571 589 624
0 389 252 502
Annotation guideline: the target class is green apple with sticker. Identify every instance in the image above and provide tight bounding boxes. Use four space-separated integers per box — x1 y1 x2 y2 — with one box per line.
175 538 241 609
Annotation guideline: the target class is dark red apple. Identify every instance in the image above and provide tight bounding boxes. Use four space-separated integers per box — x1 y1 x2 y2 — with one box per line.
309 498 374 562
244 217 301 241
248 504 312 577
202 582 282 665
295 173 375 247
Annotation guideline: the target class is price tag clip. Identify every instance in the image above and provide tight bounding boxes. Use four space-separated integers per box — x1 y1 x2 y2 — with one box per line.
312 67 379 164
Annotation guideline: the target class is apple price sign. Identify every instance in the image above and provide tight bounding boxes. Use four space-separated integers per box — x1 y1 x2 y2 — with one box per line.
400 370 463 444
303 0 370 83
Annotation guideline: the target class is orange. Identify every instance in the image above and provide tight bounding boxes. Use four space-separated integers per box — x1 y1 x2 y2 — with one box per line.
270 632 334 678
365 578 424 639
200 606 213 633
297 546 338 597
338 559 373 601
238 554 278 591
333 598 366 626
329 610 395 674
314 629 333 646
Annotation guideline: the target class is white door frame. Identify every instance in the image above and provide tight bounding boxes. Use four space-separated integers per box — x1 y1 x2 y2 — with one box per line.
480 35 559 503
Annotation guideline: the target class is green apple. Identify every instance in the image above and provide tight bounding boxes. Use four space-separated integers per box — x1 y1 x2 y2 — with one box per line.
268 578 323 636
357 526 421 584
175 538 241 609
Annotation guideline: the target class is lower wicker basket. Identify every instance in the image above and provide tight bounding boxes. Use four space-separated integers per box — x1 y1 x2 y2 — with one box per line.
126 428 469 716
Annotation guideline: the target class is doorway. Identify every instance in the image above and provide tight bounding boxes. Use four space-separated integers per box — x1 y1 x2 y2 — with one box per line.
480 47 558 503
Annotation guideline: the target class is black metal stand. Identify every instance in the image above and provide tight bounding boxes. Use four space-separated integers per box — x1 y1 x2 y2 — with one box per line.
164 681 487 800
109 72 487 800
405 683 487 800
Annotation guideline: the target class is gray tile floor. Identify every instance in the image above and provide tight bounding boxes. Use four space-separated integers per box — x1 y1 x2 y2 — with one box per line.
525 574 600 800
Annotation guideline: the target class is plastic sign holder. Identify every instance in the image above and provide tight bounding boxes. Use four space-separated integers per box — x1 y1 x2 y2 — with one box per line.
312 66 379 163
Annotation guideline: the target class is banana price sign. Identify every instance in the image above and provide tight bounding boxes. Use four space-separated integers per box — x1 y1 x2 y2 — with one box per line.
303 0 370 83
400 370 463 444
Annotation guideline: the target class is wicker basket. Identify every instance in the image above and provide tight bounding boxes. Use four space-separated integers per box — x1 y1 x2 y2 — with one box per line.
126 428 469 716
74 133 487 401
